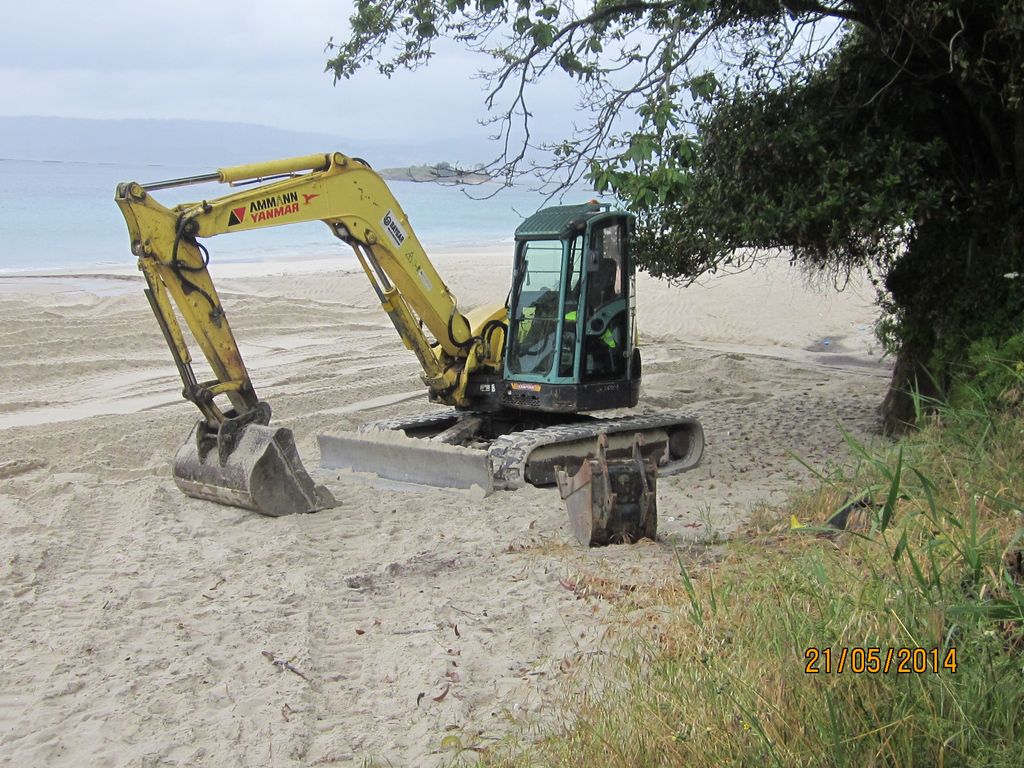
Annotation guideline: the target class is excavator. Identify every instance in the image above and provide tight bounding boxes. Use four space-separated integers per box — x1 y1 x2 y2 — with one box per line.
115 152 704 543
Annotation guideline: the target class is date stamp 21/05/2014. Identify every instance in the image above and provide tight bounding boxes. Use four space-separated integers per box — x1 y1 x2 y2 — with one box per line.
804 647 958 674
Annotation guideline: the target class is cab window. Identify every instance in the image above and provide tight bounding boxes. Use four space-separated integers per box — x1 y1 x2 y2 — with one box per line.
507 240 564 376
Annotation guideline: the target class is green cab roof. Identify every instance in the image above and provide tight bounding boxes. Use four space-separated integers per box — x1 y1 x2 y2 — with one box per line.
514 202 616 240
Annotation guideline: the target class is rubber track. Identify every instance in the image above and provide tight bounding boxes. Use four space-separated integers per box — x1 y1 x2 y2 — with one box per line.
360 410 703 490
486 412 702 489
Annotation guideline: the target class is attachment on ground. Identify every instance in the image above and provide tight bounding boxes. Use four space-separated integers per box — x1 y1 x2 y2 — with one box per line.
318 429 494 494
555 432 657 546
173 420 336 516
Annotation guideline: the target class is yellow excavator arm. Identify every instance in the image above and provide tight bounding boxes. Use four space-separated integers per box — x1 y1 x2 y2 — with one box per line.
117 151 505 421
115 152 507 516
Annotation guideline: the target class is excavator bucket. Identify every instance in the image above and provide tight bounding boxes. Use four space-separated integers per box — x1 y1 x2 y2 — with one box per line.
555 433 657 546
173 420 337 517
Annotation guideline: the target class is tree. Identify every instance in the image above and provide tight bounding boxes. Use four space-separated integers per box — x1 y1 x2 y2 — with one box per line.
327 1 1024 432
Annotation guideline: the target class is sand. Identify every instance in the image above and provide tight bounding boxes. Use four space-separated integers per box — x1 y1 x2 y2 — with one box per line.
0 249 889 766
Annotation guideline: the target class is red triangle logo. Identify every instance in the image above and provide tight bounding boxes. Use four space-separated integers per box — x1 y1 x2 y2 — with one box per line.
228 207 246 226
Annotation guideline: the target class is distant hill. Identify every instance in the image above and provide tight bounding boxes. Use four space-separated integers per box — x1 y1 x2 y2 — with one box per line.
379 162 492 185
0 116 490 169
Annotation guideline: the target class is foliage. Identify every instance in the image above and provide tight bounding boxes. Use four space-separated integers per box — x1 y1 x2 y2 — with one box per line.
328 2 1024 427
948 331 1024 412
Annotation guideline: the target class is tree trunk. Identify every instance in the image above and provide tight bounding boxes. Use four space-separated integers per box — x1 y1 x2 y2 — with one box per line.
879 344 945 435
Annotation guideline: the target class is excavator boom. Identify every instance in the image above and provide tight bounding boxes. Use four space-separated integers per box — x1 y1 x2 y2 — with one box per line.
116 152 505 516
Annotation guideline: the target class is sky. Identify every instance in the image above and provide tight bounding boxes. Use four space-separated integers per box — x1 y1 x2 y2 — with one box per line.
0 0 582 160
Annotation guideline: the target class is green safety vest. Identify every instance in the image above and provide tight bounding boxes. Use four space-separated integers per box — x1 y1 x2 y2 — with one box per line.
564 310 616 348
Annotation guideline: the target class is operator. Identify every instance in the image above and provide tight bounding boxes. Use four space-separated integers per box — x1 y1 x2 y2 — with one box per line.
581 253 625 376
563 307 619 350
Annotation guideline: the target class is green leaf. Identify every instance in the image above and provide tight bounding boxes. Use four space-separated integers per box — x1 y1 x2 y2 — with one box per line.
892 530 909 562
879 447 903 532
531 22 555 48
557 52 582 75
687 72 718 101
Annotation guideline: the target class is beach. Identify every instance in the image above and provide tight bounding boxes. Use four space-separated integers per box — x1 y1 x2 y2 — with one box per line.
0 250 889 766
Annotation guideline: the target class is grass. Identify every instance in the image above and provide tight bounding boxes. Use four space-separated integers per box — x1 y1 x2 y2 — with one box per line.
460 379 1024 767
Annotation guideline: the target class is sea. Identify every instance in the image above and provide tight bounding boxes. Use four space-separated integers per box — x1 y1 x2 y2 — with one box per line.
0 158 583 273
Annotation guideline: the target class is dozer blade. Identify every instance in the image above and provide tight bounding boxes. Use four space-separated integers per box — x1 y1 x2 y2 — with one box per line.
173 421 337 517
318 430 493 494
555 433 657 546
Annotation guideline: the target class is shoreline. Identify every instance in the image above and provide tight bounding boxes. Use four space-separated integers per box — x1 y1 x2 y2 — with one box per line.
0 242 515 286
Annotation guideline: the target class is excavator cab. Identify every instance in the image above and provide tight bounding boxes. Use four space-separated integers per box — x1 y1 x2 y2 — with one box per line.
503 203 640 414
